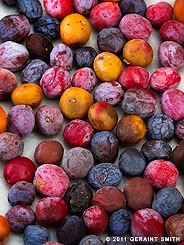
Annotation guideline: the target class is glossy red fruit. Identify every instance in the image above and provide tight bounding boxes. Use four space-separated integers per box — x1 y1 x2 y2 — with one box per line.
150 67 181 92
36 197 68 226
144 160 179 190
4 157 36 186
63 119 94 147
161 89 184 121
83 205 108 235
145 2 173 27
44 0 73 20
118 66 149 90
131 208 164 242
90 2 122 30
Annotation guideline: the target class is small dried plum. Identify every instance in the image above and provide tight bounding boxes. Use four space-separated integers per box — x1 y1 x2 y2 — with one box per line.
56 216 85 245
8 181 36 206
97 28 126 54
120 0 147 16
34 16 60 39
5 205 35 233
26 33 53 61
64 182 93 215
74 47 97 69
88 163 122 189
90 131 119 163
118 148 146 176
0 41 29 72
121 88 157 119
17 0 43 23
147 114 175 141
0 15 30 43
21 59 49 85
0 132 24 162
141 140 172 162
108 209 131 236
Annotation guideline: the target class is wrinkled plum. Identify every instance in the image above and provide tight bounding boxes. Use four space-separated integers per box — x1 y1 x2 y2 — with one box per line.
118 148 146 176
34 16 60 40
8 181 36 206
17 0 43 23
0 15 30 43
21 59 49 85
74 47 97 69
90 131 119 163
97 28 126 54
121 88 157 119
5 205 35 233
64 182 93 215
88 163 122 189
147 114 174 141
141 140 172 162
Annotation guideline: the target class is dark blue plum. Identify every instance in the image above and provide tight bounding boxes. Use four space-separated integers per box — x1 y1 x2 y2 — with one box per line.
108 209 131 236
23 225 51 245
90 131 119 163
118 148 146 176
34 17 60 39
88 163 122 189
141 140 172 162
152 187 183 219
74 47 97 68
8 181 36 206
147 114 174 141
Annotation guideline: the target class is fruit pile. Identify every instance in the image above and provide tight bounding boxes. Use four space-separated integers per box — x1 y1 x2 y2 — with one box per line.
0 0 184 244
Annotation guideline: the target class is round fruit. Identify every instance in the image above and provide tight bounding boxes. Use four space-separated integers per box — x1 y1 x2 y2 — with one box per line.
0 216 10 244
0 106 7 134
59 87 93 120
